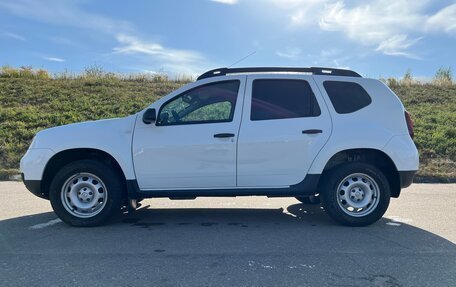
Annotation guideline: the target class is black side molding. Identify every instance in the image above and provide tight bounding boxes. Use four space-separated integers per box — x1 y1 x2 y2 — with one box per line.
127 174 321 199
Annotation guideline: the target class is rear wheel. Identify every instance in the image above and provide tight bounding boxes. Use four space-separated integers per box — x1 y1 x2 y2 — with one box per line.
320 162 390 226
49 160 124 227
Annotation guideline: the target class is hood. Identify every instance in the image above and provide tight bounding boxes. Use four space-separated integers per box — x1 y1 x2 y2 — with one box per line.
31 115 137 150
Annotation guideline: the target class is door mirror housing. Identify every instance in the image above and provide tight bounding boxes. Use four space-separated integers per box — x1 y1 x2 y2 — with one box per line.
142 108 156 124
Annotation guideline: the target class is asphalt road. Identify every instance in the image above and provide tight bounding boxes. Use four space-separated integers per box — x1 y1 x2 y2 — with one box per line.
0 182 455 287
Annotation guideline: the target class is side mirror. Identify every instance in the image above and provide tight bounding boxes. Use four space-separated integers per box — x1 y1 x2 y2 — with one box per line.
142 108 156 124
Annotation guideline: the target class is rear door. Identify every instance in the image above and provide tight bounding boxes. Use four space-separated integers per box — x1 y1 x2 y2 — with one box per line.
237 75 331 187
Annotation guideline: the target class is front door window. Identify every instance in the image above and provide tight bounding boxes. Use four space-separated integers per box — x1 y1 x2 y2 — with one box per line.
157 80 240 126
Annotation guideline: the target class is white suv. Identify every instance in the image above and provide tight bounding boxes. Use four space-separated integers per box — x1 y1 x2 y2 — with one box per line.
20 67 419 227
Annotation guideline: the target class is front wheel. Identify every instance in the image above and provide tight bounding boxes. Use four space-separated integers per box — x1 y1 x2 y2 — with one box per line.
49 160 124 227
320 163 390 226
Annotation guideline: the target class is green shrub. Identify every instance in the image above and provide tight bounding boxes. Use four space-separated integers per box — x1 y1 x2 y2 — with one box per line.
433 67 453 87
401 69 413 86
0 66 20 78
36 69 50 79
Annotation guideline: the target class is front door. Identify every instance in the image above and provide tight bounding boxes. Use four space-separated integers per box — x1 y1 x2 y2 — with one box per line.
133 77 245 190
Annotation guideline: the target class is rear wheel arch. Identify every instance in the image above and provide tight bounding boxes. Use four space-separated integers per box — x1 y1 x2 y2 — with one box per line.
41 148 127 199
320 148 401 198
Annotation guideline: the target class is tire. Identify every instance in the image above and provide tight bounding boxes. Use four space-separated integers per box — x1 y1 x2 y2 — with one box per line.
295 195 320 204
320 162 390 227
49 160 124 227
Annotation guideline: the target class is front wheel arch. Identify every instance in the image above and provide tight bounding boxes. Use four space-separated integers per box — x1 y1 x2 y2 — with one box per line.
41 148 127 199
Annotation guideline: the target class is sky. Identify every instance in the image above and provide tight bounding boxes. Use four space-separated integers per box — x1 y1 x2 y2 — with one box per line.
0 0 455 79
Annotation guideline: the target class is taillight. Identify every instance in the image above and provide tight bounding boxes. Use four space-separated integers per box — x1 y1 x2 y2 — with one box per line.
405 111 414 139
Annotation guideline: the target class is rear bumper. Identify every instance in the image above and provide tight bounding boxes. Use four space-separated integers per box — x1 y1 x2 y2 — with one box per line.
382 135 419 171
22 174 47 199
399 170 417 188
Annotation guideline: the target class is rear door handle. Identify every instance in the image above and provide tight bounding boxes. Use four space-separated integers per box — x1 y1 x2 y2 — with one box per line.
302 129 323 134
214 133 235 138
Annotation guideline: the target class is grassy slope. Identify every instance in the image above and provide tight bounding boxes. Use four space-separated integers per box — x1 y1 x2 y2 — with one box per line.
0 77 454 181
389 83 455 181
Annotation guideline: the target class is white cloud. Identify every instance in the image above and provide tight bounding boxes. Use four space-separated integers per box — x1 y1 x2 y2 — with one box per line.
276 47 302 60
426 3 456 34
313 48 350 69
290 10 305 26
44 57 65 62
375 35 423 59
3 32 25 41
113 34 211 76
114 34 202 63
0 0 213 75
271 0 324 10
210 0 239 4
286 0 328 26
274 0 456 58
0 0 132 35
318 1 425 58
320 48 340 58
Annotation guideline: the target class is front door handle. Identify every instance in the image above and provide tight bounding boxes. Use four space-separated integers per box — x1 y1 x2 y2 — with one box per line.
302 129 323 134
214 133 235 138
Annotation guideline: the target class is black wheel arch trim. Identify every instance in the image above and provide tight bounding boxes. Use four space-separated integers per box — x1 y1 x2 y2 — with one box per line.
39 148 128 200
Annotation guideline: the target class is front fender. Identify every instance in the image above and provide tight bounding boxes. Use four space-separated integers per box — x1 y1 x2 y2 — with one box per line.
26 115 138 180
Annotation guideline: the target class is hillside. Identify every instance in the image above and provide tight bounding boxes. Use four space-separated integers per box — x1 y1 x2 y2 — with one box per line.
0 72 454 182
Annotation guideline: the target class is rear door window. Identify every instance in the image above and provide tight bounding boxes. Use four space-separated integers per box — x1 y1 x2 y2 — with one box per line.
251 79 321 121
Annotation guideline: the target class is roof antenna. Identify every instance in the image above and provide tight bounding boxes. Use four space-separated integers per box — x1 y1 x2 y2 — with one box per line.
228 51 256 68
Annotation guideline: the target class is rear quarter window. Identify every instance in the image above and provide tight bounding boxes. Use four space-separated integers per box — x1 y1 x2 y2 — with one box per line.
323 81 372 114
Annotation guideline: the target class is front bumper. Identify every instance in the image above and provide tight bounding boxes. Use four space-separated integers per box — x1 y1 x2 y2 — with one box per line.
22 174 47 199
20 148 54 200
20 148 54 181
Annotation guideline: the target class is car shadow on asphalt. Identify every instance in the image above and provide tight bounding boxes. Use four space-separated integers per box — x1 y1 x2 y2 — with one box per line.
121 203 334 228
1 202 455 253
2 203 456 286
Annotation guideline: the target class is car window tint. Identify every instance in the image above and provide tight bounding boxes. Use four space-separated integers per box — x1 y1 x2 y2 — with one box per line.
323 81 372 114
251 79 321 121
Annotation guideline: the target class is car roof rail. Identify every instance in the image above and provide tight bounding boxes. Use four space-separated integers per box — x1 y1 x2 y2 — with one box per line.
197 67 362 80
